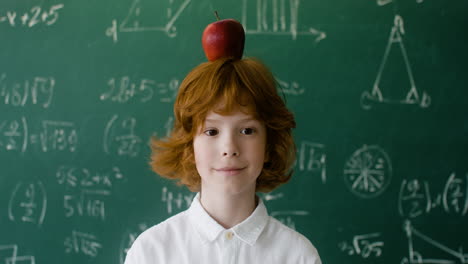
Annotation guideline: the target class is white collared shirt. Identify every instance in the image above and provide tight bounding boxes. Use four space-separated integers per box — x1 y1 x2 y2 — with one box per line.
125 193 321 264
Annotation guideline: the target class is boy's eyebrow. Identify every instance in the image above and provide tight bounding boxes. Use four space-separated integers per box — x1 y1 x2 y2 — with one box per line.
204 117 258 123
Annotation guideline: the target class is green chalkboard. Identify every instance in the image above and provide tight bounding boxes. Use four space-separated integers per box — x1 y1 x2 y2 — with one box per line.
1 0 467 263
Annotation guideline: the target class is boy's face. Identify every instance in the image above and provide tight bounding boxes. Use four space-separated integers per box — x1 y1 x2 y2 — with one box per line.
193 108 267 196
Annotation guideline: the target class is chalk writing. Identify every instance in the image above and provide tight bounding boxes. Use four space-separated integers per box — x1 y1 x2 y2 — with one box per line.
100 77 179 103
344 145 392 198
241 0 326 42
0 244 35 264
56 166 124 190
57 166 124 221
338 232 384 259
8 180 47 226
5 256 36 264
64 230 102 258
270 210 309 230
106 0 191 42
0 117 78 153
401 220 468 263
260 191 309 230
298 141 326 183
0 4 64 28
104 115 142 157
377 0 424 6
0 74 55 108
40 120 78 152
64 190 108 221
398 172 468 218
276 77 305 96
0 118 26 152
164 116 174 138
361 15 430 110
162 187 194 215
261 192 284 201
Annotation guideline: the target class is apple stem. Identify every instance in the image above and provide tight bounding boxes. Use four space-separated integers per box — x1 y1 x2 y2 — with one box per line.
214 11 220 21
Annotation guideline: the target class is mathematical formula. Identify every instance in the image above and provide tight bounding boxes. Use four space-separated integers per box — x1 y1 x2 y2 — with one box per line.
297 141 327 183
161 186 194 215
0 117 78 153
103 115 142 157
57 166 125 221
338 232 384 259
0 74 55 108
64 230 102 258
100 77 179 104
8 180 47 227
399 172 468 218
0 114 177 157
0 4 64 28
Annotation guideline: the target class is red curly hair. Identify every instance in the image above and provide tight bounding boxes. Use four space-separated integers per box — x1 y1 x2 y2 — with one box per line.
150 57 296 192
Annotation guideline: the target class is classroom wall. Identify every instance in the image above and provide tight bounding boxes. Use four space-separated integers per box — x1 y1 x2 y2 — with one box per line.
1 0 467 263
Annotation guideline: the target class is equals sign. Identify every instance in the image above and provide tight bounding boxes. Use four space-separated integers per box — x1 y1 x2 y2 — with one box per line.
30 134 40 144
157 83 167 93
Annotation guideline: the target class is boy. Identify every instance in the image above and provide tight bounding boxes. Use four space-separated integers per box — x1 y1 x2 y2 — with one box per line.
124 57 321 263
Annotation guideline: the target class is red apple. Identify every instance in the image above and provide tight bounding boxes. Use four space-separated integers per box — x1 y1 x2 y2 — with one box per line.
202 15 245 61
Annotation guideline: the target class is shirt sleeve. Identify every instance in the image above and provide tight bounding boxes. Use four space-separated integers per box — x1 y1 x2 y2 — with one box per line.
298 234 322 264
124 240 141 264
302 247 322 264
300 246 322 264
312 254 322 264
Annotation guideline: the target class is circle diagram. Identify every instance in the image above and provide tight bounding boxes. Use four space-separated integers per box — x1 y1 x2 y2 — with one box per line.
344 145 392 198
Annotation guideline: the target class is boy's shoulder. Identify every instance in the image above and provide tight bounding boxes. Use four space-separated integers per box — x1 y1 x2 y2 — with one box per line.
264 216 320 259
125 210 193 263
133 210 191 245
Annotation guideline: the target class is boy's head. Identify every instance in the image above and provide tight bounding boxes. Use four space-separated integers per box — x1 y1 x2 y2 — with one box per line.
151 57 296 193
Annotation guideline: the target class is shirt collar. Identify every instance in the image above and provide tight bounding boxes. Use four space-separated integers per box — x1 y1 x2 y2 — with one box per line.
188 193 269 246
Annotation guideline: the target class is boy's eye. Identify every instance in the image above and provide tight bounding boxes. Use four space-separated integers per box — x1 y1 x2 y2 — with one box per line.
241 128 255 135
204 129 218 136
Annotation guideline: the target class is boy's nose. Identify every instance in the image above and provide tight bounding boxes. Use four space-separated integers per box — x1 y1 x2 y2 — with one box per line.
223 151 238 157
221 135 239 157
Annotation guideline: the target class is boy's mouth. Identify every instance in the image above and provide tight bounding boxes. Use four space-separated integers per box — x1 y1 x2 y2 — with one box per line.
214 167 245 175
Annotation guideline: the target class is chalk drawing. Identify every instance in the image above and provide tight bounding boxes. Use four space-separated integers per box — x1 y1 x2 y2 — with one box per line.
0 244 35 264
106 0 191 42
241 0 326 42
361 15 430 110
344 145 392 198
401 220 468 263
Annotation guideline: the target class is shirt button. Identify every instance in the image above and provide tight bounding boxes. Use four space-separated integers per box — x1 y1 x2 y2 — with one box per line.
225 232 234 240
